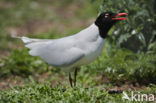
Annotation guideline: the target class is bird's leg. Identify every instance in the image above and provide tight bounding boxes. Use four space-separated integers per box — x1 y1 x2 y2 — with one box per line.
74 68 78 87
69 72 73 87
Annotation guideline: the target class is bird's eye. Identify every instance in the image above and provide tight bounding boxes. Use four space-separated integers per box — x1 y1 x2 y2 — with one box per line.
105 14 110 18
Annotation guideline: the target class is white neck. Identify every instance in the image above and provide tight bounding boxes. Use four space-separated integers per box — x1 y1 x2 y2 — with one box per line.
76 23 101 39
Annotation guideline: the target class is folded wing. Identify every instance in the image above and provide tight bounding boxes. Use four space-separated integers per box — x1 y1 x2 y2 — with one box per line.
20 36 85 67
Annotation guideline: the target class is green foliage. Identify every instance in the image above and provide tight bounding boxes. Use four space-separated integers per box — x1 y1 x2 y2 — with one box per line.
98 0 156 53
84 47 156 84
85 0 156 85
0 48 49 78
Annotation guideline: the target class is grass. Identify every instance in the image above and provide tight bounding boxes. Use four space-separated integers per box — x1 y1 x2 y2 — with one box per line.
0 83 156 103
0 47 156 102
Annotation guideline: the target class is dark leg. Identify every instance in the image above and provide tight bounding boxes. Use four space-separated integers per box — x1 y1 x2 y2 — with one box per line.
69 72 73 87
74 68 78 86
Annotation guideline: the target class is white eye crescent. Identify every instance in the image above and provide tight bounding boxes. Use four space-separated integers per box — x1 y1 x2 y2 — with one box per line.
105 14 110 18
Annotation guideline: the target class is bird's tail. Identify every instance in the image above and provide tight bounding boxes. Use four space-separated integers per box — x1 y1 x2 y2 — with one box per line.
13 36 41 45
13 36 50 56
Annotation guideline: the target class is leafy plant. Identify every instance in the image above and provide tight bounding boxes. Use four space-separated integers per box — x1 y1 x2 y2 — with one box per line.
0 48 49 78
87 48 156 85
97 0 156 53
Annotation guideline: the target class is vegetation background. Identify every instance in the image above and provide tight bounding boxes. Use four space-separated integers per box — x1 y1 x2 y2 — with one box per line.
0 0 156 102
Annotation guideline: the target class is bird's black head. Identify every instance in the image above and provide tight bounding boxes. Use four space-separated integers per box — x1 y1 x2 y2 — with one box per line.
95 11 128 38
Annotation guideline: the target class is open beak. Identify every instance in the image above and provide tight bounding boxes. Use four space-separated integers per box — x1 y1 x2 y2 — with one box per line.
112 13 128 20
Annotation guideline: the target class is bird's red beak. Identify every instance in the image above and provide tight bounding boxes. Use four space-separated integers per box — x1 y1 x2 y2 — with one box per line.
112 13 128 20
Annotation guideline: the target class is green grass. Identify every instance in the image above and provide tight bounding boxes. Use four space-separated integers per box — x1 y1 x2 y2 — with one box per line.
0 46 155 102
0 83 156 103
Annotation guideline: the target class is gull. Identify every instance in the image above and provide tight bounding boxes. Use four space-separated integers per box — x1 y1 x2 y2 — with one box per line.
18 12 127 87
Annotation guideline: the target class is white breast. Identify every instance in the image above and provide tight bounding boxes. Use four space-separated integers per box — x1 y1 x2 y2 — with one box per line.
77 37 105 66
67 24 105 68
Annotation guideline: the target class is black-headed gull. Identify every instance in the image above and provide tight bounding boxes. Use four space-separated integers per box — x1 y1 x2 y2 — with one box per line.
19 12 127 87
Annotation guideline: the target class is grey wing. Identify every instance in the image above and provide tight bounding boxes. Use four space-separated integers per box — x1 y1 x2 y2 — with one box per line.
22 37 85 67
41 46 85 67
